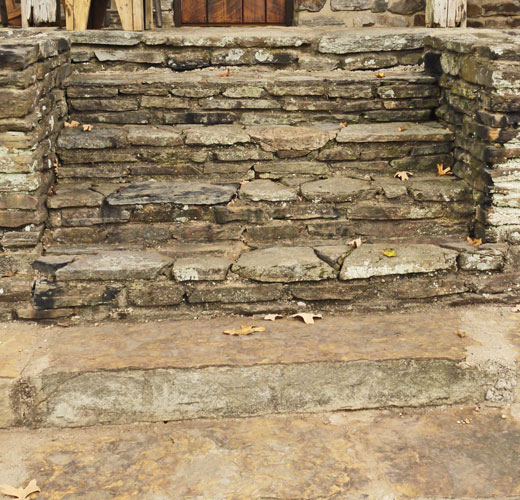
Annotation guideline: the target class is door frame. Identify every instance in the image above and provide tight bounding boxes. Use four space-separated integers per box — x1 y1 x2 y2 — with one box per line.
173 0 294 26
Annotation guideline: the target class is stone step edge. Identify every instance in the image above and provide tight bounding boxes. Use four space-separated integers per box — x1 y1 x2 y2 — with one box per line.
3 306 517 428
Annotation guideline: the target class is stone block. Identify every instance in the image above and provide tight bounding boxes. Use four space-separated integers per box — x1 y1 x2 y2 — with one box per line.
185 126 250 146
340 244 458 280
301 177 377 202
240 180 298 202
127 281 184 306
330 0 372 10
57 127 126 150
55 251 173 281
314 245 353 270
458 249 505 272
47 186 104 209
248 126 336 152
172 256 232 281
32 255 76 276
232 247 336 282
388 0 424 14
125 126 183 146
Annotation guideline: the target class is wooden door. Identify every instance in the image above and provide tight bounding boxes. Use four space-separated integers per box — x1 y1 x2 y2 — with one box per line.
176 0 291 25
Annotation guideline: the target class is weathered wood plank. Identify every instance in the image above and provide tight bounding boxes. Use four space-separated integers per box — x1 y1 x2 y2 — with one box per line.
243 0 265 23
133 0 144 29
73 0 91 29
115 0 134 29
426 0 466 27
208 0 242 23
266 0 284 23
181 0 207 24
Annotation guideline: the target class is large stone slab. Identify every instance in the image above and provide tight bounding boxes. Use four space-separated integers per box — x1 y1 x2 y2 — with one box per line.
57 127 126 150
232 246 336 282
301 177 376 202
55 251 173 281
336 122 453 143
248 126 336 152
340 244 458 280
184 126 250 146
106 182 237 206
240 180 298 202
172 256 232 281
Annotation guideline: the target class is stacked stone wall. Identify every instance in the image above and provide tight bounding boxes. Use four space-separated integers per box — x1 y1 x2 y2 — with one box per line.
425 30 520 245
0 32 70 319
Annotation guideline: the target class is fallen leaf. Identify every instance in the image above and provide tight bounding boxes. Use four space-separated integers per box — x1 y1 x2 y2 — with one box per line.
436 163 453 176
394 171 413 181
382 248 397 258
376 71 385 78
398 125 409 132
217 68 230 77
264 314 282 321
0 480 40 500
512 305 520 313
348 238 362 249
456 331 466 338
223 325 266 336
64 120 80 128
290 312 322 325
339 122 348 128
82 124 93 132
1 270 14 277
466 236 482 246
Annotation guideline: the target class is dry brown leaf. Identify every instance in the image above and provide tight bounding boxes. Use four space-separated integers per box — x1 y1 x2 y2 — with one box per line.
64 120 80 128
348 238 362 249
217 68 230 77
223 325 266 336
376 71 385 78
398 125 409 132
394 171 413 181
456 331 466 338
0 480 41 500
1 270 14 278
339 122 348 128
82 124 93 132
264 314 282 321
290 312 323 325
512 305 520 312
436 163 453 176
466 236 482 246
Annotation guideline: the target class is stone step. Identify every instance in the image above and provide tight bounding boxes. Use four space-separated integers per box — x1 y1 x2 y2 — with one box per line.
19 240 515 321
64 69 439 126
1 306 518 428
66 26 430 73
1 405 519 498
44 175 473 246
55 121 454 184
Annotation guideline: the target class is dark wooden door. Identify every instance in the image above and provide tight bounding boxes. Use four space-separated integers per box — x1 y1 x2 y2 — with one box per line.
177 0 291 25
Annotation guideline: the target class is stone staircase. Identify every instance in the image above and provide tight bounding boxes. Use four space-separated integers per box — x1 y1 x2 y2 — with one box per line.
22 60 512 321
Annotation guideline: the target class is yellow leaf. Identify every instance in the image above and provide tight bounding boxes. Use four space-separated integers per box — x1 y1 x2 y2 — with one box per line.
289 312 323 325
223 325 266 336
382 249 397 258
398 125 409 132
436 163 453 176
0 480 41 500
456 331 466 338
466 236 482 246
82 124 93 132
394 171 413 181
217 68 230 77
339 122 348 128
376 71 385 78
64 120 80 128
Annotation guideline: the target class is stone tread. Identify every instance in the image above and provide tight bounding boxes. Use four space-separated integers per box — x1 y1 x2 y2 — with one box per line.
0 405 518 499
1 306 519 428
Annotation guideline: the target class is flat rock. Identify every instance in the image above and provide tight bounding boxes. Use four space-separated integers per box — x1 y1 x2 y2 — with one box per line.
184 126 250 146
172 256 232 281
248 126 336 152
106 182 237 206
232 246 336 282
240 180 298 202
125 125 183 147
301 177 376 202
57 127 126 150
340 244 458 280
32 255 75 276
47 185 104 209
314 245 352 270
408 179 469 202
336 122 453 143
55 251 173 281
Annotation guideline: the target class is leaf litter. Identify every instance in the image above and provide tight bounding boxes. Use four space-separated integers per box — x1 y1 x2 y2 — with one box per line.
0 480 40 500
223 325 266 336
290 313 322 325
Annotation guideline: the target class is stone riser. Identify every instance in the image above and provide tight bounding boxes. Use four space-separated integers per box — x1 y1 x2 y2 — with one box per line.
21 267 518 323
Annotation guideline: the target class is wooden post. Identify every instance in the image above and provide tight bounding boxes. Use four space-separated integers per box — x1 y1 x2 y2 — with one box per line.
21 0 61 26
426 0 467 27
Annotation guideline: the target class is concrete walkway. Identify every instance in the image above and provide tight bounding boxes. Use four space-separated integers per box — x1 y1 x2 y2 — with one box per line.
1 406 519 499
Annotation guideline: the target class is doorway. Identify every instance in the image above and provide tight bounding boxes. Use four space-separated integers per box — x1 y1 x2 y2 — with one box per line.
174 0 293 26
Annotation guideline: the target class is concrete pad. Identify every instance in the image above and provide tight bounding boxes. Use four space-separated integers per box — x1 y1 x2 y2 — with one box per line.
1 306 519 428
0 406 519 499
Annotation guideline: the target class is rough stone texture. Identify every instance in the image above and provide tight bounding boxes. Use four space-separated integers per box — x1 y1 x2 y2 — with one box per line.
232 246 336 282
55 251 172 281
172 256 232 281
185 126 250 146
248 125 336 152
301 177 376 202
340 244 458 279
240 180 298 202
